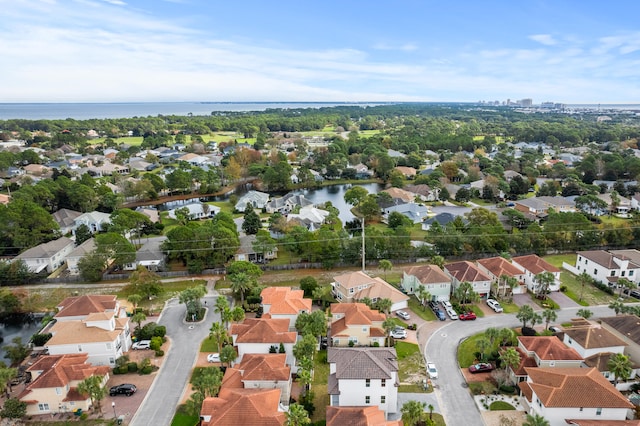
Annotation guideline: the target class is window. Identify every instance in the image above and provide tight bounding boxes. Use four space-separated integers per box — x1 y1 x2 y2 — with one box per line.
579 407 583 412
106 342 112 350
365 379 370 387
349 288 354 294
38 403 50 411
611 271 616 277
596 408 602 416
365 396 370 404
631 271 635 276
78 345 82 352
622 271 626 277
55 387 62 395
594 269 598 275
549 361 555 367
381 396 386 403
362 327 368 333
381 379 386 387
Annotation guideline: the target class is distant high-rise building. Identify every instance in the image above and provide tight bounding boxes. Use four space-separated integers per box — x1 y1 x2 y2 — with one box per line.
520 98 533 107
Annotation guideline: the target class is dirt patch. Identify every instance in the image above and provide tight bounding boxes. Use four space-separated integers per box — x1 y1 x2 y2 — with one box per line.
461 367 495 383
482 411 526 426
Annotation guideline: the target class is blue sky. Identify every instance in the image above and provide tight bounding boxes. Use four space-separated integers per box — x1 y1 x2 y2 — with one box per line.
2 0 640 103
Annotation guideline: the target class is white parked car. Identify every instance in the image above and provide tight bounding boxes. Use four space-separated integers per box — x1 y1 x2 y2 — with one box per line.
441 300 452 309
390 328 407 339
207 353 221 363
486 299 503 313
395 310 411 320
446 308 458 320
131 340 151 350
427 362 438 379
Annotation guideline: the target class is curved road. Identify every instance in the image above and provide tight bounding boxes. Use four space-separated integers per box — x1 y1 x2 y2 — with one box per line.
424 304 619 426
130 293 219 426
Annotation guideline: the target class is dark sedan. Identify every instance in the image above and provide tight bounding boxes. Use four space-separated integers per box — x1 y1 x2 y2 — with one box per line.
109 383 137 396
468 363 494 374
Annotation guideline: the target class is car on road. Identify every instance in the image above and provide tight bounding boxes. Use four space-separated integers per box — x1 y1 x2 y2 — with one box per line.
434 309 446 321
486 299 503 313
459 311 477 321
427 362 438 379
468 362 494 373
131 340 151 350
390 328 407 339
109 383 137 397
395 310 411 320
207 353 221 363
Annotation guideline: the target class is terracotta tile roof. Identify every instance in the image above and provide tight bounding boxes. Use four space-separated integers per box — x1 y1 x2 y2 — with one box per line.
476 257 525 278
512 254 561 274
326 406 403 426
403 264 450 284
511 347 538 376
523 367 633 408
221 367 244 389
333 271 378 289
19 354 110 402
444 261 491 282
354 278 409 304
328 348 398 381
565 420 640 426
260 287 311 315
518 336 583 361
600 315 640 345
84 312 114 322
235 354 290 381
230 318 297 344
564 326 627 350
47 321 122 345
55 295 117 318
200 388 285 426
330 303 386 325
579 250 640 270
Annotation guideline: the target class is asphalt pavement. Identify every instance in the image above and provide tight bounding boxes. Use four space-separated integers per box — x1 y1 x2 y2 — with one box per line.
130 292 220 426
423 304 619 426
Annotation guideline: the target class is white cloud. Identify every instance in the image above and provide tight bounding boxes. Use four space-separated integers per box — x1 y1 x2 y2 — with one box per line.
529 34 557 46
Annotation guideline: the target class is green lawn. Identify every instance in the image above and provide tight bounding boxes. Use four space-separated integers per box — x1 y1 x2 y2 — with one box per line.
116 279 207 312
543 253 577 268
311 350 330 423
94 136 144 146
395 342 428 391
200 337 218 352
458 333 486 367
171 406 199 426
490 401 515 410
557 271 615 306
408 297 437 321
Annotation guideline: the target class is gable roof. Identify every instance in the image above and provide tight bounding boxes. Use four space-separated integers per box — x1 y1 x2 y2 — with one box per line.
232 353 290 382
564 326 627 350
200 388 285 426
47 321 122 345
330 303 385 338
518 336 583 361
520 367 632 408
55 295 117 318
578 250 640 270
14 237 73 260
381 187 414 203
52 208 82 228
476 257 525 278
403 264 450 284
444 261 491 282
512 254 561 274
326 406 402 426
230 318 297 344
67 238 96 258
600 315 640 346
333 271 409 304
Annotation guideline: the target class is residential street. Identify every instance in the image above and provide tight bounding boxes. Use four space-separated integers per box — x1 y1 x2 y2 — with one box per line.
129 291 219 426
423 304 620 426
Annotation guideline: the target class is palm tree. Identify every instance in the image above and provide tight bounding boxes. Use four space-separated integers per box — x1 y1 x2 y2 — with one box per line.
499 347 521 372
577 272 591 302
534 271 555 300
609 300 625 315
285 403 310 426
209 322 227 352
127 293 142 312
498 327 515 346
576 308 593 320
77 375 106 414
401 400 426 426
416 285 431 311
523 413 550 426
132 311 146 331
541 308 557 330
516 305 535 329
378 259 392 281
229 272 253 306
617 277 634 298
382 317 396 347
427 403 434 420
431 255 445 269
475 337 491 362
608 353 632 385
375 298 392 315
484 327 500 347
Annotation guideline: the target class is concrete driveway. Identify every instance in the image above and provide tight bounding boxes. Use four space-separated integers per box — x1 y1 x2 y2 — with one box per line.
130 287 220 426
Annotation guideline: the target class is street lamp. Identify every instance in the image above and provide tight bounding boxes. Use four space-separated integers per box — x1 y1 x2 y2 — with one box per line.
112 401 117 419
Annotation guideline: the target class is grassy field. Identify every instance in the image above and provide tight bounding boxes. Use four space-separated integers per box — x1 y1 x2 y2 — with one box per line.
458 333 486 367
311 350 330 423
171 405 198 426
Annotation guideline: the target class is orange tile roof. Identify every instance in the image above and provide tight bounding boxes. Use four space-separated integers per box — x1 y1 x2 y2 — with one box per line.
476 257 525 278
444 261 491 282
55 295 117 318
47 321 122 345
235 354 290 381
330 303 386 325
230 318 297 344
333 271 377 289
565 420 640 426
512 254 561 274
523 367 633 408
200 388 285 426
326 406 403 426
518 336 583 361
510 346 538 376
260 287 312 315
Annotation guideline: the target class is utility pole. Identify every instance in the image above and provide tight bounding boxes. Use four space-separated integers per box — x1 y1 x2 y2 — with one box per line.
361 216 365 272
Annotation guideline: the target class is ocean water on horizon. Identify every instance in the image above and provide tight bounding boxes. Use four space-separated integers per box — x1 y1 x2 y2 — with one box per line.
0 102 385 121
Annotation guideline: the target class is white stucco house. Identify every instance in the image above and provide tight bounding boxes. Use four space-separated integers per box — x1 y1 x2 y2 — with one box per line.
13 237 74 274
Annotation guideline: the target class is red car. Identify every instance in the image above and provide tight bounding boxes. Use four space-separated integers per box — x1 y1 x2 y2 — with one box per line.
468 363 494 373
459 312 477 321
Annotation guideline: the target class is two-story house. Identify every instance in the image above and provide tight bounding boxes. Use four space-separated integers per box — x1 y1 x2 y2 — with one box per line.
66 238 96 275
326 406 402 426
328 347 399 416
13 237 74 274
400 264 451 302
574 250 640 286
563 324 627 359
329 303 386 347
508 336 583 383
512 254 561 294
230 318 298 371
200 388 285 426
476 256 527 297
331 271 409 312
443 261 492 299
260 287 311 330
220 353 292 405
519 367 633 425
43 295 132 367
18 354 111 416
